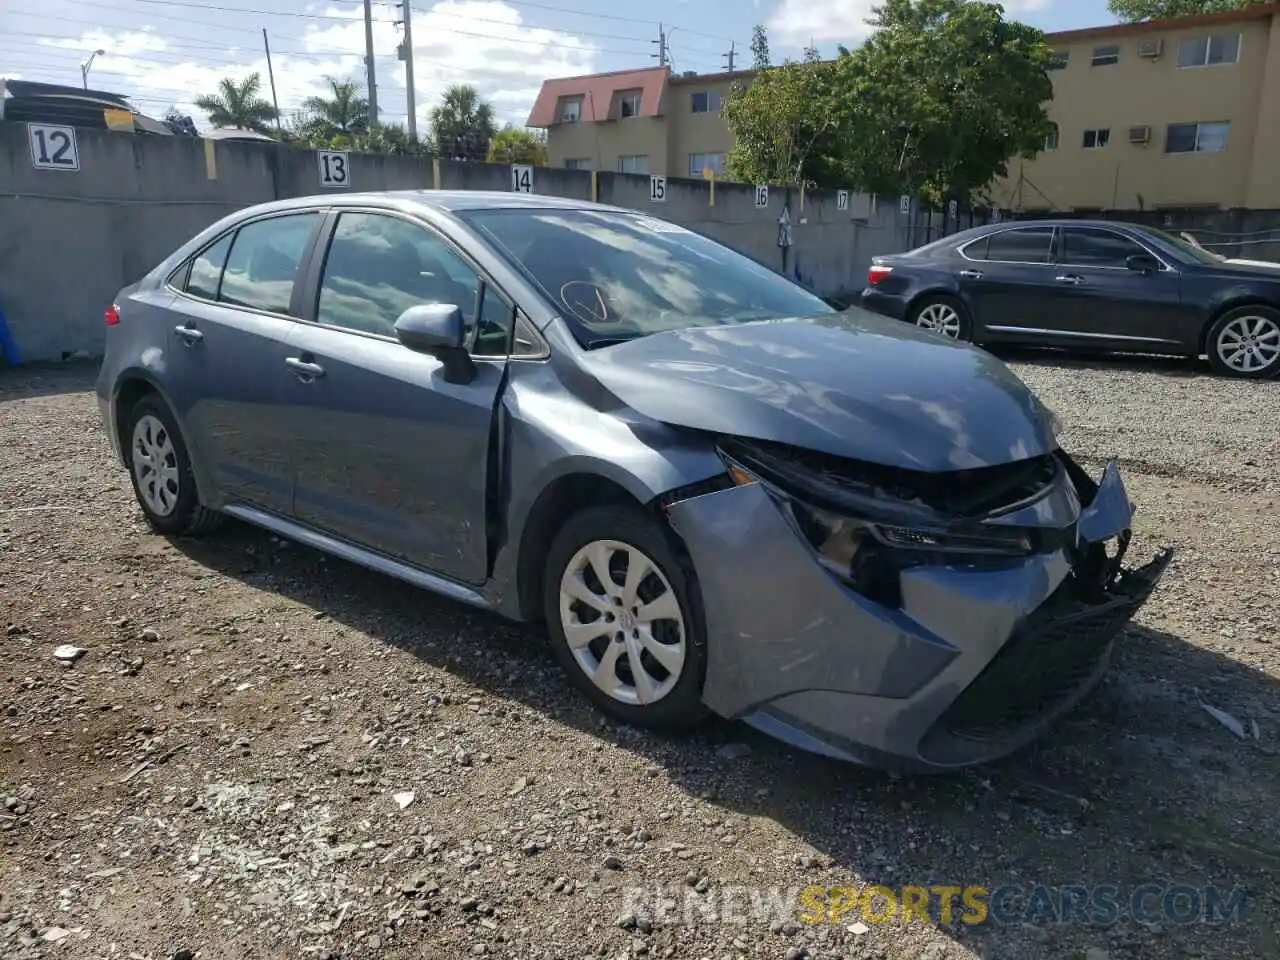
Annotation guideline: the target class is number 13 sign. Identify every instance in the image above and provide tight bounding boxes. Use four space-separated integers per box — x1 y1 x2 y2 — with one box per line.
28 123 80 171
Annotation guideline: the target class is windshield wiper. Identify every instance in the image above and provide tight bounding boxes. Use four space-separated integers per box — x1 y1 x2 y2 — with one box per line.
585 336 639 349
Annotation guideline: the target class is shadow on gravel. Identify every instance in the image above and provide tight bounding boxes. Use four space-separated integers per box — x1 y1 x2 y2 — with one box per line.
170 521 1280 960
0 359 100 400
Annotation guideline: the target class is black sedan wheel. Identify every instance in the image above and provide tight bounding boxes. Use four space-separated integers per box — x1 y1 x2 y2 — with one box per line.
1206 306 1280 378
910 296 971 342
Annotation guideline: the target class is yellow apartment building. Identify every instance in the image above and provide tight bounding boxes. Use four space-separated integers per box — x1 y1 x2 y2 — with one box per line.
528 3 1280 211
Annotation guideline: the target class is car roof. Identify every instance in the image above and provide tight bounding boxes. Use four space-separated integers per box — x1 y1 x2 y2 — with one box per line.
237 189 634 218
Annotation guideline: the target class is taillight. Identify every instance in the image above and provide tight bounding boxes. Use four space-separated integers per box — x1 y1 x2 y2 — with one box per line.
105 304 120 326
867 264 893 287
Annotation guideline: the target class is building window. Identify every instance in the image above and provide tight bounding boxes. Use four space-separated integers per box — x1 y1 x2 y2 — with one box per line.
1047 50 1069 70
689 152 725 177
617 154 649 174
1082 128 1110 149
564 158 592 170
559 97 582 123
1091 45 1120 66
1044 123 1059 151
1165 121 1229 154
690 91 722 113
618 91 642 118
1177 34 1240 68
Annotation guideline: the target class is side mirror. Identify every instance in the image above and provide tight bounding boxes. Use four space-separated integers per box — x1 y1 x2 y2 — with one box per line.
1126 253 1158 274
394 304 474 383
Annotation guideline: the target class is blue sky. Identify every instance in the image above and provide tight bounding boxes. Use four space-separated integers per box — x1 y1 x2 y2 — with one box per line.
1 0 1118 129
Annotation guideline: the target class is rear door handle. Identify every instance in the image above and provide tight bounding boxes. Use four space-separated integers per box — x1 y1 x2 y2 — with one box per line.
285 357 325 381
174 324 204 345
957 269 983 280
1055 275 1085 285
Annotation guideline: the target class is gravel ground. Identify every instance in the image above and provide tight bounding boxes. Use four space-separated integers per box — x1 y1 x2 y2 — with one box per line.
1 355 1278 960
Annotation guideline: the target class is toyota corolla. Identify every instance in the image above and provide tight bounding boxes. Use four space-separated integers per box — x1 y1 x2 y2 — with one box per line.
95 191 1171 772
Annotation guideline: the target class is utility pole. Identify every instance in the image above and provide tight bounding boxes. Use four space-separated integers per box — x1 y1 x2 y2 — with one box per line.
396 0 416 139
652 23 668 67
363 0 378 129
262 29 283 134
724 41 735 73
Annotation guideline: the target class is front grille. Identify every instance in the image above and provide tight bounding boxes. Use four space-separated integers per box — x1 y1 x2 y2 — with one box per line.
920 555 1169 764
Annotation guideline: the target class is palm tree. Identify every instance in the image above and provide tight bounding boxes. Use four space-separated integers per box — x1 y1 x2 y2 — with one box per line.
431 84 497 161
194 73 278 134
301 79 371 141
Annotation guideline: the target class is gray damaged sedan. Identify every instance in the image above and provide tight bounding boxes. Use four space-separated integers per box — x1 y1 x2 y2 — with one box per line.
96 191 1172 772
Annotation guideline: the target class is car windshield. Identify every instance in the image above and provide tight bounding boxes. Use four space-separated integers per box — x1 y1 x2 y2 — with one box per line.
461 208 834 347
1142 227 1226 265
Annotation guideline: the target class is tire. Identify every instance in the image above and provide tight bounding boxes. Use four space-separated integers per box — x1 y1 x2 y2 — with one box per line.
910 295 972 342
122 394 224 536
543 505 709 732
1204 305 1280 379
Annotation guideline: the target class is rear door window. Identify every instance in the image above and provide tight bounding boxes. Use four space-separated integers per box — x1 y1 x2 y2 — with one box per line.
184 233 234 300
983 227 1055 264
218 213 320 315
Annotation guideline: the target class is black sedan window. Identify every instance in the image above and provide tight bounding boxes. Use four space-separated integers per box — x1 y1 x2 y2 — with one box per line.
462 209 833 347
1061 228 1148 268
982 227 1055 264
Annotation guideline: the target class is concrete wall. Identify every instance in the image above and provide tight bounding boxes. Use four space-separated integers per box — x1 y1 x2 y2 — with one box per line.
0 122 911 364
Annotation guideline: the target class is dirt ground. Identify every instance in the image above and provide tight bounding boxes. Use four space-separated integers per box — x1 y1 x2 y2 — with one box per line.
1 356 1277 960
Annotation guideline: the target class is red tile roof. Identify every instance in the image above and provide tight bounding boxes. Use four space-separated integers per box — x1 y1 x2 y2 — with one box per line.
526 66 669 127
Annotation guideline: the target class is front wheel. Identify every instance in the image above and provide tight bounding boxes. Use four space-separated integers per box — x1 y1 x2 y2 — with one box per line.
910 295 972 342
1205 306 1280 378
543 505 709 731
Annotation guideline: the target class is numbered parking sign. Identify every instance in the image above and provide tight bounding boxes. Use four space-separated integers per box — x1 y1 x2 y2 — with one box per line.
754 185 769 209
28 123 80 171
511 164 533 193
836 189 849 212
318 151 350 188
649 175 666 203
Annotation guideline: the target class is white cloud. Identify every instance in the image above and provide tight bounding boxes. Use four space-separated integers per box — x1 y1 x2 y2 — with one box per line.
766 0 1051 46
39 1 597 131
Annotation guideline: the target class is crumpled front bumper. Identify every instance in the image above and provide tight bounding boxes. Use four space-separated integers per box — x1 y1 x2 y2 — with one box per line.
665 458 1171 772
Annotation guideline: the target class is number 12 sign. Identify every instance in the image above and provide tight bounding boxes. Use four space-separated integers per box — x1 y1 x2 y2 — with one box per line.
28 123 80 171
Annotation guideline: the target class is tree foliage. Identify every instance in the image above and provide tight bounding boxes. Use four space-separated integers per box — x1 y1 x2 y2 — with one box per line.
298 78 371 142
431 84 498 161
722 3 1054 206
832 0 1055 205
721 26 841 187
194 73 278 134
1107 0 1264 21
486 125 548 165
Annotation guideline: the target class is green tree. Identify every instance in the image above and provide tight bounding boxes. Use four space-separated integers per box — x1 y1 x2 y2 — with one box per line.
357 123 433 156
299 78 371 142
721 26 841 186
194 73 278 134
831 0 1055 206
1107 0 1263 21
486 125 548 165
431 84 498 161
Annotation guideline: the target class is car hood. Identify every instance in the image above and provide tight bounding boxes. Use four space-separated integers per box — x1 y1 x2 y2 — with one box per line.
575 311 1058 472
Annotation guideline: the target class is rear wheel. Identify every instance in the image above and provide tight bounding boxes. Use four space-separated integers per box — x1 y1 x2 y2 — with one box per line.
123 394 223 536
543 505 708 731
1205 306 1280 378
910 295 971 342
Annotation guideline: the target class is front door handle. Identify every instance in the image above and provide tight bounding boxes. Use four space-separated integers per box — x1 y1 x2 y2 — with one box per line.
174 324 204 345
1055 275 1085 285
285 357 325 381
957 269 983 280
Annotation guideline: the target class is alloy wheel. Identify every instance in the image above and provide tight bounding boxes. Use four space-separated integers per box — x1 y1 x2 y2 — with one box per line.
1215 315 1280 374
558 539 687 707
131 413 180 517
916 302 963 339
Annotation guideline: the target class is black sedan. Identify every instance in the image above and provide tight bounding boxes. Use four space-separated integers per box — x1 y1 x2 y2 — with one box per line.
859 219 1280 378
